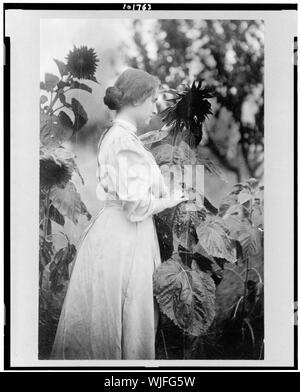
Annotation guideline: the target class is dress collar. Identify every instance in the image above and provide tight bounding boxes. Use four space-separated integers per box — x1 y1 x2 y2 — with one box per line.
111 117 137 135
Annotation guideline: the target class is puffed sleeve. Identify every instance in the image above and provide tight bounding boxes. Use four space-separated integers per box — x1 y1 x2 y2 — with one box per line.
112 134 176 222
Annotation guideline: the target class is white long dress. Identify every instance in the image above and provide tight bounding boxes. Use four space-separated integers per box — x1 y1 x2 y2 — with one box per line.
50 117 170 359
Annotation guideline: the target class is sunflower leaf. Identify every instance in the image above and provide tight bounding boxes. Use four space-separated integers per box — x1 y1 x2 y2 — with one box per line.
196 216 237 263
151 141 197 166
58 110 74 130
172 202 204 252
53 58 69 77
40 95 48 105
238 192 252 205
39 235 54 267
237 222 262 259
197 157 228 183
58 93 72 109
153 254 216 336
49 182 83 225
49 243 76 292
151 143 174 165
40 113 73 148
61 152 85 185
89 75 99 84
138 127 171 146
174 141 197 165
80 201 92 220
51 146 75 162
70 81 92 94
49 204 65 226
44 73 60 92
221 205 250 240
70 159 85 185
71 98 88 131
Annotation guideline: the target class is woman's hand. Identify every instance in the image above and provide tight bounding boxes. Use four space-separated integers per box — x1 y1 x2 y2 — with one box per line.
161 186 189 209
165 194 189 209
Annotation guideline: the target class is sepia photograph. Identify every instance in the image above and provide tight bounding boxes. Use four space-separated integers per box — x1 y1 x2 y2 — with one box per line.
39 18 264 360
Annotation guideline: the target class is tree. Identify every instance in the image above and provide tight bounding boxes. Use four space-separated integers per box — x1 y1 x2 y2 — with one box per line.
125 19 264 181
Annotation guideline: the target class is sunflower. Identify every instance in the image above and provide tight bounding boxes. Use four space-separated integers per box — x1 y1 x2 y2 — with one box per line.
161 80 214 145
40 156 73 189
66 45 99 80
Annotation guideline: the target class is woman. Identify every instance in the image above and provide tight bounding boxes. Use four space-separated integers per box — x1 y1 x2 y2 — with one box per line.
50 68 188 360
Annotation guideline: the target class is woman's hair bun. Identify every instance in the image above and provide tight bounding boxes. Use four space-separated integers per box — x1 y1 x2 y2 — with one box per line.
103 86 123 110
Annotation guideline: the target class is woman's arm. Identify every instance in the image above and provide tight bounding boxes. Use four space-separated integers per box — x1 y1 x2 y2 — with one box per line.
114 134 188 222
122 194 189 222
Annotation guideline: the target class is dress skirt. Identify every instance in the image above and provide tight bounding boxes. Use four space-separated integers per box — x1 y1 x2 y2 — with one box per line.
50 200 161 360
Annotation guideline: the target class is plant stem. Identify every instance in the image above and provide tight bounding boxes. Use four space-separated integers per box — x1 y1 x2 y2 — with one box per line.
160 329 169 359
232 296 244 319
177 263 193 293
52 105 65 114
242 257 250 317
40 187 51 288
43 187 51 239
224 295 244 313
46 75 72 115
243 318 255 353
259 340 264 359
224 266 245 284
170 126 194 359
46 93 59 115
172 127 178 147
241 267 262 284
241 197 253 314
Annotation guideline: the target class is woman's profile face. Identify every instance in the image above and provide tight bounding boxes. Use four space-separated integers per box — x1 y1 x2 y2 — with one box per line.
135 89 159 127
